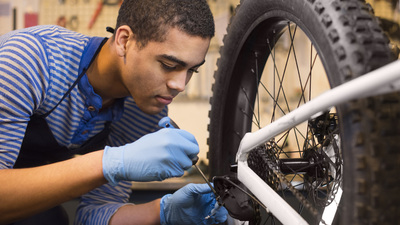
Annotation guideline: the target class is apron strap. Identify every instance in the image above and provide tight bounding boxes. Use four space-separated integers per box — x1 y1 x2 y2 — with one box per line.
42 37 107 118
14 37 110 168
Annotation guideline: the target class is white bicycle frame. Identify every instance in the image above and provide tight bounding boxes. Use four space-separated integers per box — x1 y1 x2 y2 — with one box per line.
235 60 400 225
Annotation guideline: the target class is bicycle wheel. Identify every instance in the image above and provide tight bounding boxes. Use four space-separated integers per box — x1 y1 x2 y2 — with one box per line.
208 0 399 224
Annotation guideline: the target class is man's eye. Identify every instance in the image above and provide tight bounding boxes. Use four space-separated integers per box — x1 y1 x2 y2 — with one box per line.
161 62 176 71
189 68 199 73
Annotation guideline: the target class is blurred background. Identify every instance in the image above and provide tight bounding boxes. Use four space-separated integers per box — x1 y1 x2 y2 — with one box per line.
0 0 399 223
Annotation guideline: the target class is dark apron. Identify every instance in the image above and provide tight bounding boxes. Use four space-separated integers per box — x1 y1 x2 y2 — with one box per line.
11 37 109 225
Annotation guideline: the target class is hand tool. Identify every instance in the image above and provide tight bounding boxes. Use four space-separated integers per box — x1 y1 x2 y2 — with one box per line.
88 0 104 29
159 118 223 219
88 0 123 29
190 155 219 200
160 118 216 193
190 155 222 219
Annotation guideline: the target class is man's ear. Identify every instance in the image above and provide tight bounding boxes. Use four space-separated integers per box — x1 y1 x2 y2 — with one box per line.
114 25 135 57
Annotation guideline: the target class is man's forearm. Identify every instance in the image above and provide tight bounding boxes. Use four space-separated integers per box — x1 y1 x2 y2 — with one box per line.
0 150 107 224
109 199 161 225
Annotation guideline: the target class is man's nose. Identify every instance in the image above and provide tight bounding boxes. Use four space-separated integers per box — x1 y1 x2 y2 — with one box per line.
167 71 187 92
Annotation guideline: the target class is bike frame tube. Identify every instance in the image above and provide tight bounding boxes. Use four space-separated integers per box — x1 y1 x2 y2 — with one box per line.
238 160 309 224
236 60 400 224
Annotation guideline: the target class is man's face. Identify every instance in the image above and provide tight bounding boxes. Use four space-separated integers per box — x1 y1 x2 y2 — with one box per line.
121 28 211 115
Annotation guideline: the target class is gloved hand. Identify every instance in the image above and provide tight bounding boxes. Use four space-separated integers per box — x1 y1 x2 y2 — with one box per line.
160 183 228 225
102 119 199 185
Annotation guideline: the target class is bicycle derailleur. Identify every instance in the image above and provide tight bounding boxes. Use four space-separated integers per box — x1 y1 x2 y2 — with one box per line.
213 172 263 224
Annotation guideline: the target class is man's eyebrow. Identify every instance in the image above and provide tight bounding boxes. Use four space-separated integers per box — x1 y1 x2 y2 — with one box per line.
160 54 206 68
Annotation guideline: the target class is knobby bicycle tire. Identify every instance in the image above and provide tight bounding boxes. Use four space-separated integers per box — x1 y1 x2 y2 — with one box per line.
208 0 400 224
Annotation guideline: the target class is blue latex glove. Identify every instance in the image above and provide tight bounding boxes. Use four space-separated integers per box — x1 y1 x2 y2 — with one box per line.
160 183 228 225
102 119 199 185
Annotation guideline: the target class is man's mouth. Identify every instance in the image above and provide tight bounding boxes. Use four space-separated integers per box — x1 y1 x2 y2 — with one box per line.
156 95 173 105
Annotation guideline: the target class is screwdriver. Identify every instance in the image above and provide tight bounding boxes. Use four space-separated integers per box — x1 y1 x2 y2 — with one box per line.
159 117 222 219
190 155 219 201
159 117 217 193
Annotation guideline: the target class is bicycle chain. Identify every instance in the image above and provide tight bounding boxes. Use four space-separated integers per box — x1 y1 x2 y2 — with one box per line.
247 145 327 225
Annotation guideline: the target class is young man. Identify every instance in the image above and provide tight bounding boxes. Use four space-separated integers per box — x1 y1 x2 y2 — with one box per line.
0 0 227 224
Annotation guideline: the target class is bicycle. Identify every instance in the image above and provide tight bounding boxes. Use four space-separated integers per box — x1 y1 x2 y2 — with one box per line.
206 0 400 224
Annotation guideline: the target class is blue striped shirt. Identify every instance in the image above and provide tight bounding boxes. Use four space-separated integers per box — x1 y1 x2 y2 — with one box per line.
0 25 168 224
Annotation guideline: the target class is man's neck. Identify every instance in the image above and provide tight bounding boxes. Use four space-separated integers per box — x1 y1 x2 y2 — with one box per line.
86 39 126 107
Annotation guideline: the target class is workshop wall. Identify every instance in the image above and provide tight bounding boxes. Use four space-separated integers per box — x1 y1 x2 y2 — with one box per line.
0 0 41 35
40 0 120 38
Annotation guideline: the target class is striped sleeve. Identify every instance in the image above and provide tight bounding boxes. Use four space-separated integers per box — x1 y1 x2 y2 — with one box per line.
0 32 49 168
74 181 133 225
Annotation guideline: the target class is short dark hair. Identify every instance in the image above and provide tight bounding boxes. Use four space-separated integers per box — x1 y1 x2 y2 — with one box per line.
115 0 215 47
